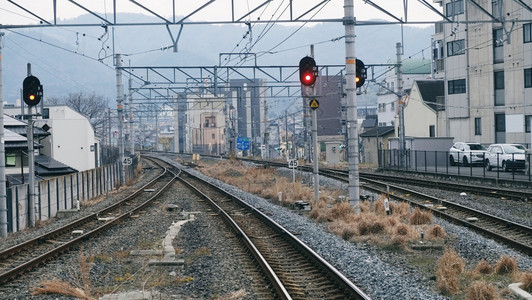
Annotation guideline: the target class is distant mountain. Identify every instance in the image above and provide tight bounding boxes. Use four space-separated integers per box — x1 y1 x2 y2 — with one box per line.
2 13 433 114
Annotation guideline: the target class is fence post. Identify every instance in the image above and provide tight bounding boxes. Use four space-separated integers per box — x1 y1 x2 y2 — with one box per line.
15 187 19 232
434 151 438 176
56 179 60 211
63 176 67 209
424 151 427 173
47 181 51 219
38 183 41 220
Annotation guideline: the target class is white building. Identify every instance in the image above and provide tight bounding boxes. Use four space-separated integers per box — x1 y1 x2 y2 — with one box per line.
377 58 432 126
432 0 532 146
4 105 98 172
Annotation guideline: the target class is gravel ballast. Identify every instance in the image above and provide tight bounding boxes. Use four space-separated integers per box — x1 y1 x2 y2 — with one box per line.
1 158 531 299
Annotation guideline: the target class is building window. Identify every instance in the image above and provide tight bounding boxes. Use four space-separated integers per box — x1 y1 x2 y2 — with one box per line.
494 71 504 90
526 115 532 133
475 118 481 135
495 113 505 133
448 79 466 94
429 125 435 137
446 0 464 17
525 68 532 88
5 153 15 167
524 23 532 43
447 40 465 56
494 71 505 106
493 28 504 63
212 133 215 139
391 102 395 111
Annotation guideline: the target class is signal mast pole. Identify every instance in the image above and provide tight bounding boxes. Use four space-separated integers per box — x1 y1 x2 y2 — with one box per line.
344 0 361 213
26 63 36 227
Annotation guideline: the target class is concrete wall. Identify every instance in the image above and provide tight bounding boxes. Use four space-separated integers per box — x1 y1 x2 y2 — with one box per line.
6 163 122 234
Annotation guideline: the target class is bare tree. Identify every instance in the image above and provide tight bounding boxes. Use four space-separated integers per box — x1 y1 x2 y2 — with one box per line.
47 92 110 138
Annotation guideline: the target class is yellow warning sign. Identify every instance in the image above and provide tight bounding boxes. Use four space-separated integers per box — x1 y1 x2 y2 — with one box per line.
309 99 319 109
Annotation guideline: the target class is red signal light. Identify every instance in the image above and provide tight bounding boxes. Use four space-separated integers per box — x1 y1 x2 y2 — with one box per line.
299 56 317 86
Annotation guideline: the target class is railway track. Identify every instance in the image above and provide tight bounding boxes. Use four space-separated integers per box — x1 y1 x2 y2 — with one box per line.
312 167 532 256
220 158 532 255
150 154 371 300
345 169 531 203
0 158 178 285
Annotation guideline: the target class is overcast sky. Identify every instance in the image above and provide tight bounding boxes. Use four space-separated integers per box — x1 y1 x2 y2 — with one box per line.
0 0 442 27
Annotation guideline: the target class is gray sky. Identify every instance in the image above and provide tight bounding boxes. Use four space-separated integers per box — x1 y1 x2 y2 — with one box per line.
0 0 441 27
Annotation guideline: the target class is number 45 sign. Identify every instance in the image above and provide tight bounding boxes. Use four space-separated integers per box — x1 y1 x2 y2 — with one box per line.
288 159 299 168
123 157 133 165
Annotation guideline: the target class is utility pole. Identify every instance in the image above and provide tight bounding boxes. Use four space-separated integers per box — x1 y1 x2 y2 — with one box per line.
285 111 289 159
0 32 8 237
128 72 135 156
115 54 125 185
26 63 36 227
344 0 360 213
396 42 405 167
310 45 319 202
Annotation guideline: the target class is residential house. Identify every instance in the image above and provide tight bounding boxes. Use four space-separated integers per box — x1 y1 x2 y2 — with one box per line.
399 80 445 138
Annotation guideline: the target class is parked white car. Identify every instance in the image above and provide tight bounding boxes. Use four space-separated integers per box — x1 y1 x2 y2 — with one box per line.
449 142 487 166
484 143 526 172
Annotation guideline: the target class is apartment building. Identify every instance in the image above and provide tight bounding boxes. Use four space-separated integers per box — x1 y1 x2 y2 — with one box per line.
432 0 532 145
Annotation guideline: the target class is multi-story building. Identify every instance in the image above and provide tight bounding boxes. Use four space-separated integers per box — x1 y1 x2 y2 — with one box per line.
433 0 532 146
229 79 268 156
176 92 226 155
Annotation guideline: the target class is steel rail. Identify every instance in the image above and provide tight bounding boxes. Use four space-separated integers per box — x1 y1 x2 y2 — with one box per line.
0 158 179 284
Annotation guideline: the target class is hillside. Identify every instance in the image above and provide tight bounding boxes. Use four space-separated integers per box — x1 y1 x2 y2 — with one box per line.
2 13 433 114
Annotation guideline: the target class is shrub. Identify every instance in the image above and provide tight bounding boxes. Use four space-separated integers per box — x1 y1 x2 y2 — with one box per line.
394 224 410 236
329 220 357 240
327 201 354 221
357 218 386 235
494 255 518 275
473 259 493 275
409 208 432 225
436 249 465 295
520 273 532 292
390 201 410 217
466 281 499 300
428 225 446 239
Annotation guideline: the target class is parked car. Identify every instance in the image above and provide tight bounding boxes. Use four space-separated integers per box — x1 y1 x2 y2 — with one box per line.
484 143 526 172
449 142 487 166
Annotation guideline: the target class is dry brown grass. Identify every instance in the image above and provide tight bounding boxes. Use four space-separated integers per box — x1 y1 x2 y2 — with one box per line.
326 201 354 222
390 201 411 217
519 272 532 292
494 255 518 275
32 280 94 299
409 207 433 225
473 259 493 275
465 281 500 300
427 225 446 239
436 248 466 295
328 220 358 240
32 248 95 299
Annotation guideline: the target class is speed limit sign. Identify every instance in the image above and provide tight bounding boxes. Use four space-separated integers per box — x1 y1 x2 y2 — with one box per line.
123 157 132 165
288 159 299 168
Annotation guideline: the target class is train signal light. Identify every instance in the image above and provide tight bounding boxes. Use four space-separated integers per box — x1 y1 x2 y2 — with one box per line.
355 59 366 88
299 56 318 86
22 75 43 106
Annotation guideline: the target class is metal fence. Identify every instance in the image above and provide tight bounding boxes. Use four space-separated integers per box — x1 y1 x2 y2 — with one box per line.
6 156 139 233
378 149 532 183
